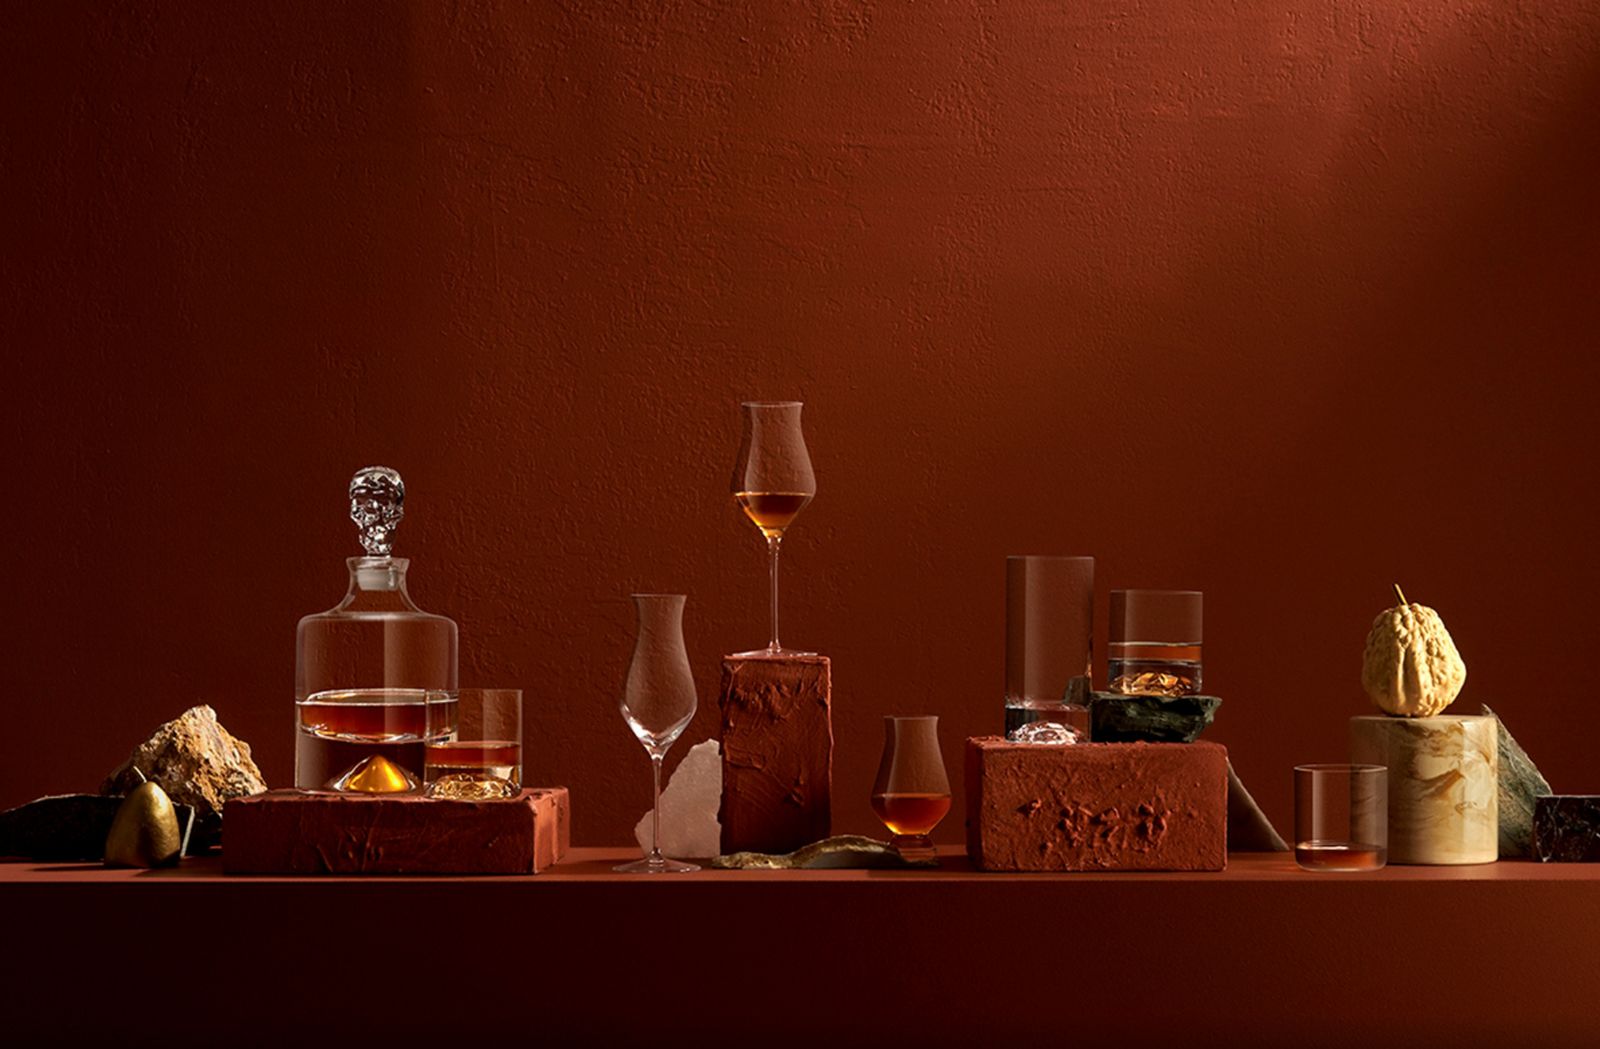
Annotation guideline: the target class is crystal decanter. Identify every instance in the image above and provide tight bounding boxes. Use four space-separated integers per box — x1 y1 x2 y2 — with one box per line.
294 467 459 792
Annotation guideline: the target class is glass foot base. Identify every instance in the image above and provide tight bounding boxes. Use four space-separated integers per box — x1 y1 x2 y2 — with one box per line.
730 647 818 660
614 855 701 874
890 834 938 865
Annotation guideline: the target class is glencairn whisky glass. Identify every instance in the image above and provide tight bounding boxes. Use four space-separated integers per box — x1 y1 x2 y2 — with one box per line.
616 594 701 874
731 401 817 658
871 716 952 864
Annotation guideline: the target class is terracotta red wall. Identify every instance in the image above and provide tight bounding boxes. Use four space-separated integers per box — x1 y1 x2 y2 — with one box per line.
5 1 1598 846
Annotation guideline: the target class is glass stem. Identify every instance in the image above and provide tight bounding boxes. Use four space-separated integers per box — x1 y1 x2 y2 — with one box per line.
767 534 782 653
649 752 665 863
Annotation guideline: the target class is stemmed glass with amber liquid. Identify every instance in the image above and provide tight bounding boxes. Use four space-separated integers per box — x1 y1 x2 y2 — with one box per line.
731 401 817 658
871 716 952 864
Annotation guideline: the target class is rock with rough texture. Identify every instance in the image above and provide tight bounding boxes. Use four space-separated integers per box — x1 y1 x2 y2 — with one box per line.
966 737 1228 872
1349 714 1497 865
718 655 832 855
102 705 267 820
1483 704 1552 858
635 739 722 858
1227 761 1289 852
1361 600 1466 717
0 794 187 861
1089 692 1221 743
1533 797 1600 862
711 834 937 870
224 787 570 874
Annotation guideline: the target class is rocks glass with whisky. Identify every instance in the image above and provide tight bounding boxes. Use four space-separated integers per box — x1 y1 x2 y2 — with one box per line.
425 689 523 799
731 401 817 658
871 716 952 863
1108 589 1203 696
1004 556 1094 741
295 467 458 792
1294 764 1388 871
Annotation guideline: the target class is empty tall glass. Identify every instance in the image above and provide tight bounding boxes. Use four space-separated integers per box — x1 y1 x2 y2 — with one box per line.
617 594 700 874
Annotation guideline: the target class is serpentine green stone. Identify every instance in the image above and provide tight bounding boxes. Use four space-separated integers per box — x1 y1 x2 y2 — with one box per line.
1089 693 1221 743
1483 704 1552 858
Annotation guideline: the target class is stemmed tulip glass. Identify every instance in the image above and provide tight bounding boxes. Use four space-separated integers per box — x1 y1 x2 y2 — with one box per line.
616 593 700 874
731 401 817 658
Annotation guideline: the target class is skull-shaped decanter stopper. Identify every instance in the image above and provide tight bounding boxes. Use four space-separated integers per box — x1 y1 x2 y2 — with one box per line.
349 466 405 557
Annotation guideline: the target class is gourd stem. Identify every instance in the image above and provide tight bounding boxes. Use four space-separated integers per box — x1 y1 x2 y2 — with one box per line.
1393 583 1408 607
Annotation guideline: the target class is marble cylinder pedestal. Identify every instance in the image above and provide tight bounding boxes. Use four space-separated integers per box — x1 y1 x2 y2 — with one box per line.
1349 715 1498 865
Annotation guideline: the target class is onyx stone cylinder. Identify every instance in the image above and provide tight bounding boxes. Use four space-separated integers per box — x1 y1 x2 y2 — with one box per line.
1349 715 1498 865
718 655 833 855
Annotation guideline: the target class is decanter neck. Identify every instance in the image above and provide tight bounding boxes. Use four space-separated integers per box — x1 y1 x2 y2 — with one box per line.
347 557 412 598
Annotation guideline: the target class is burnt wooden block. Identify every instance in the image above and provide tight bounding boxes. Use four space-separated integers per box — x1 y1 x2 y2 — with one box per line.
718 655 833 854
223 787 570 875
966 738 1227 872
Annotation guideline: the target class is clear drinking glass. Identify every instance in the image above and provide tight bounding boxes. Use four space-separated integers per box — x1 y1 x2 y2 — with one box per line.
1294 763 1388 872
731 401 817 658
617 594 701 874
1109 589 1203 696
1004 556 1094 740
870 716 952 864
424 689 523 799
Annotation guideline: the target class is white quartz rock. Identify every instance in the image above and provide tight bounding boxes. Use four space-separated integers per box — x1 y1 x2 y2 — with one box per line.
634 740 722 858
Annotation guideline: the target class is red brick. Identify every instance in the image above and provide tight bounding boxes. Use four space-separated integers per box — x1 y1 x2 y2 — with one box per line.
718 655 832 854
966 738 1227 871
223 787 570 875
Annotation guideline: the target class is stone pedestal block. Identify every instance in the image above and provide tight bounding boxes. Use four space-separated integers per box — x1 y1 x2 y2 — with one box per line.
718 655 833 854
965 738 1228 872
223 788 570 875
1349 715 1497 865
1533 797 1600 862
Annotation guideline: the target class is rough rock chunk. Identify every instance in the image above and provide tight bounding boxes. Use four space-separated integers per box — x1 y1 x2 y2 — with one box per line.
102 705 267 818
1089 692 1220 743
635 739 722 858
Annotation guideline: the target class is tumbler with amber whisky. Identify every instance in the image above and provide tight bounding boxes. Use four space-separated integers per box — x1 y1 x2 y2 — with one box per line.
1108 589 1202 696
294 467 459 792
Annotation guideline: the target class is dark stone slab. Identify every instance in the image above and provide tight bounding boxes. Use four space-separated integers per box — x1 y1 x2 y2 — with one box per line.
1533 796 1600 863
1482 704 1553 858
0 794 198 862
711 834 936 869
223 788 570 874
1089 693 1221 743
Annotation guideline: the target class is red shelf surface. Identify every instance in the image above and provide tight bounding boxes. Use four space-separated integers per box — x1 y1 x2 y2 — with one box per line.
6 849 1599 1046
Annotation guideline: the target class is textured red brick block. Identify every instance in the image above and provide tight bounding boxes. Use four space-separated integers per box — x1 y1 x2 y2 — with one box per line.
966 738 1227 872
223 787 570 875
718 655 833 854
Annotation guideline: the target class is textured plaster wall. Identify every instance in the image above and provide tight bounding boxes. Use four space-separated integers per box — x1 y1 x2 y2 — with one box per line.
3 1 1599 845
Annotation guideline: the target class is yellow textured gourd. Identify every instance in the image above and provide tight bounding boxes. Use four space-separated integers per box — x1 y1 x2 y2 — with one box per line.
1361 591 1467 717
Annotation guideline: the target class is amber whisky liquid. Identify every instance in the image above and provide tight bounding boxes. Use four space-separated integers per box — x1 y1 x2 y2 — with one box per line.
295 689 456 791
1294 841 1386 871
736 491 813 537
423 740 522 783
871 792 952 836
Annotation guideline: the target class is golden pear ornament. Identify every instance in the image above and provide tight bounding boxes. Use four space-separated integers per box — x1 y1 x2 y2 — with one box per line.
1361 584 1467 718
104 773 183 868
